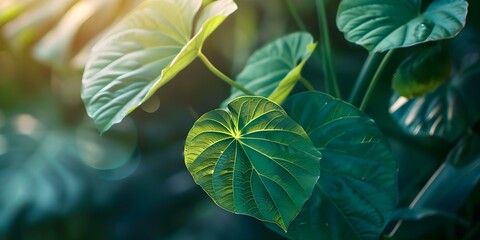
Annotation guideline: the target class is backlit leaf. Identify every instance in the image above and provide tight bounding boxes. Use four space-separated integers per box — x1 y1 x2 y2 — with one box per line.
1 0 76 50
32 0 142 68
337 0 468 52
222 32 316 106
184 96 321 231
392 43 452 98
0 0 32 25
81 0 237 133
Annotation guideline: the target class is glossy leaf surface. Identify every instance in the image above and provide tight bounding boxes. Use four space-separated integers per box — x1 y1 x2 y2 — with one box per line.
81 0 237 132
337 0 468 52
272 92 397 240
222 32 316 106
184 96 321 231
390 67 480 142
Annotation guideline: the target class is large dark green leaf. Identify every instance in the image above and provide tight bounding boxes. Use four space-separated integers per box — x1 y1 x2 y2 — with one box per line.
184 96 321 231
390 133 480 237
412 133 480 212
389 67 480 142
222 32 316 106
270 92 397 240
81 0 237 133
337 0 468 52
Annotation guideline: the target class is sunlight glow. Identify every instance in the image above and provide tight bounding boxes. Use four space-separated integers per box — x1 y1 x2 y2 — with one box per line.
13 114 39 136
34 0 98 63
141 95 161 113
76 117 137 171
389 96 408 113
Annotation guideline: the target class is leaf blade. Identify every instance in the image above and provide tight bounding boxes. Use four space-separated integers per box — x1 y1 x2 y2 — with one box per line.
81 0 237 132
337 0 468 52
185 96 321 231
275 92 398 240
222 32 316 106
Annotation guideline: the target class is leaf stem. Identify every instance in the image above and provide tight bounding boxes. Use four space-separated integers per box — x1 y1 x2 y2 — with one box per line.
199 52 254 96
316 0 341 98
359 49 395 111
300 77 315 91
349 52 384 106
283 0 308 32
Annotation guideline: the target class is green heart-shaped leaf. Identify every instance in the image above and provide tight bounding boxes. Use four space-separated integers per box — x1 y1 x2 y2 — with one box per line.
222 32 316 106
184 96 321 231
270 92 397 240
81 0 237 133
337 0 468 52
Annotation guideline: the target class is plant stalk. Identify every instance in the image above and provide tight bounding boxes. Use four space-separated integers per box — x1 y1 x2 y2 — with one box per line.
359 49 395 111
349 52 384 106
198 52 254 96
284 0 308 32
300 77 316 91
316 0 341 98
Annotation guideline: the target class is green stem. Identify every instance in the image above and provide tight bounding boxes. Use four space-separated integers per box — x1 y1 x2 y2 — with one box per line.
284 0 308 32
199 52 254 96
300 77 315 91
359 49 395 111
349 52 384 106
316 0 341 98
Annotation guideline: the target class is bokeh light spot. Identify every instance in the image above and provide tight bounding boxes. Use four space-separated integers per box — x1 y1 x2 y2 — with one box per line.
13 114 40 136
76 117 137 171
141 95 160 113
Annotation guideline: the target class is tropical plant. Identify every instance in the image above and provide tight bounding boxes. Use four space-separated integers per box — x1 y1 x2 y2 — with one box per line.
78 0 479 239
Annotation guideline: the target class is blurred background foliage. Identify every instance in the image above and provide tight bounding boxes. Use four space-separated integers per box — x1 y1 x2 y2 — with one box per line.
0 0 479 239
